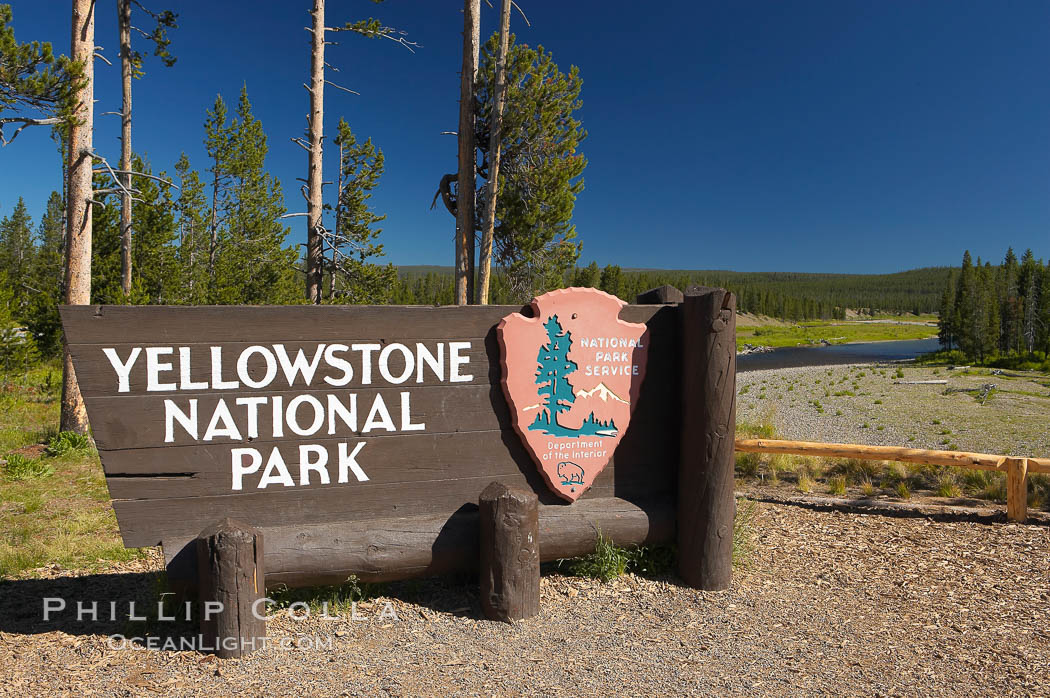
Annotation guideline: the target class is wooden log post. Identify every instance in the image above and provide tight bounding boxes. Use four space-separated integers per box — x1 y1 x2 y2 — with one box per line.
196 518 266 658
479 481 540 622
1006 457 1028 523
635 285 684 305
678 287 737 590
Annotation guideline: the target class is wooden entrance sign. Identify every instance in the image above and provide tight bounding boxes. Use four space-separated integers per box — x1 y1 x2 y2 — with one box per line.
59 288 735 596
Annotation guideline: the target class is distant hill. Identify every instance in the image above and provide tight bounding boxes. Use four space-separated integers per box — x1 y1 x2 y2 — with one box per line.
395 265 951 318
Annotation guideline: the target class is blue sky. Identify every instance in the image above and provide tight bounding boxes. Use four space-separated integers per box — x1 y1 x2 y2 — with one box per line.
2 1 1048 273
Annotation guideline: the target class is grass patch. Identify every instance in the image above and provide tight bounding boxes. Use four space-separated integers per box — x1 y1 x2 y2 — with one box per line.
732 499 758 569
268 576 385 614
561 532 676 582
0 361 149 579
737 322 935 350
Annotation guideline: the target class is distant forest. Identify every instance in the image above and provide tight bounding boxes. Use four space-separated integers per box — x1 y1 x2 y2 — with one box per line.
392 264 952 320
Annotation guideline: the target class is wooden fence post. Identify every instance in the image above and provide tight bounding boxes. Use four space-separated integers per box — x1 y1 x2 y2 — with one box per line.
196 518 266 658
1006 457 1028 523
479 481 540 622
678 287 737 590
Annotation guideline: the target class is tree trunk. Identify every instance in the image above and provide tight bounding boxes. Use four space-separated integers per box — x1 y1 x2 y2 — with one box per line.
61 0 95 435
306 0 325 305
476 0 511 305
455 0 480 306
118 0 132 297
208 159 219 281
330 139 343 301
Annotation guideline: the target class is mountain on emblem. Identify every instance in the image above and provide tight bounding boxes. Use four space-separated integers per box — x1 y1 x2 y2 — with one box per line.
497 288 649 501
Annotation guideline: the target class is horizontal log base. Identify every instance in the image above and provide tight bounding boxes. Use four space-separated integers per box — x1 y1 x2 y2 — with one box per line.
163 495 674 589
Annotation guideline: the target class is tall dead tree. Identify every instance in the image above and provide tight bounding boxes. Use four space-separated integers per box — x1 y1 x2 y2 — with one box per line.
297 5 415 304
454 0 480 306
305 0 326 304
476 0 511 305
61 0 95 434
116 0 176 296
118 0 132 295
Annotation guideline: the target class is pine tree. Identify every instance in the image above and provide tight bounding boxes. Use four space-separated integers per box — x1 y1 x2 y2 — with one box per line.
211 87 300 304
0 197 35 311
571 261 600 288
954 251 977 358
173 152 210 304
1039 263 1050 355
938 270 955 350
203 94 232 285
1001 247 1019 354
599 264 625 300
1019 249 1039 355
475 33 586 301
325 117 396 304
24 191 64 355
128 155 178 302
0 4 82 145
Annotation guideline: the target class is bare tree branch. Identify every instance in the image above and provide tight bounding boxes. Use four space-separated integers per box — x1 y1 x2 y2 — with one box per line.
325 80 360 95
0 117 62 146
91 163 180 189
511 1 531 26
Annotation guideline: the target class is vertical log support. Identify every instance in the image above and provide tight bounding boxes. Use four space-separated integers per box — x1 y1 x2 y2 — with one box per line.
1006 457 1028 523
196 518 266 658
479 481 540 622
635 285 684 305
678 287 737 590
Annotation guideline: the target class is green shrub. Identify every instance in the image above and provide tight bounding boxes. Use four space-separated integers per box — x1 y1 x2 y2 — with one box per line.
46 431 92 457
3 454 54 481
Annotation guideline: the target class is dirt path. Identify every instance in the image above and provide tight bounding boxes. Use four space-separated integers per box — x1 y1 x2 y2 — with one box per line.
2 499 1047 697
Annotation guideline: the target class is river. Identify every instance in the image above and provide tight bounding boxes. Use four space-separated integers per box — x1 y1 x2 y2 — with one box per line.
737 337 941 372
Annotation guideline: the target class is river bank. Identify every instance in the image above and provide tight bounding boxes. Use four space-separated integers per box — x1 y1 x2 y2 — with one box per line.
736 362 1050 458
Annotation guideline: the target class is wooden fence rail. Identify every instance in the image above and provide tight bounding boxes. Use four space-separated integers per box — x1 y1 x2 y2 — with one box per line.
735 438 1050 523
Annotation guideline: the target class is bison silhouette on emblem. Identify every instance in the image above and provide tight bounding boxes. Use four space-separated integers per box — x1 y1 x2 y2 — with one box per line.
557 461 585 486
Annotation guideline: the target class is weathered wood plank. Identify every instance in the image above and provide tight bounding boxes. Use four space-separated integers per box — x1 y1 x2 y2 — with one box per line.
163 495 675 588
113 462 673 548
96 390 677 486
85 384 507 450
60 304 666 346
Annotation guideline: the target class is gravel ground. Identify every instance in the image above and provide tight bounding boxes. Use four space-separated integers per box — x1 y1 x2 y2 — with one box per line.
2 498 1048 697
737 363 1050 457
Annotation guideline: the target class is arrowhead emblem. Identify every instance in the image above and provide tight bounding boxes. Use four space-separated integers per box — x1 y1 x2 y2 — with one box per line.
497 288 649 501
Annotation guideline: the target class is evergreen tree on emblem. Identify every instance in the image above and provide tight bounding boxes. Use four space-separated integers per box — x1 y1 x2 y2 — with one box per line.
531 315 577 433
529 314 617 437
